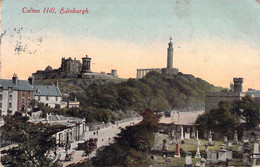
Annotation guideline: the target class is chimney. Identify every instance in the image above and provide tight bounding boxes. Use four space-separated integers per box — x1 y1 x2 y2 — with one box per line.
12 73 18 85
28 76 34 85
55 80 59 88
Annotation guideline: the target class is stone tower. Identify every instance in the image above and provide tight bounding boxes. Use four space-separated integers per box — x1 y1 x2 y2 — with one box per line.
81 55 91 73
167 37 173 69
233 78 243 93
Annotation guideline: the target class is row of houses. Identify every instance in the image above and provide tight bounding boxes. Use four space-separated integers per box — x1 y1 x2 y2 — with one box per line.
0 74 78 116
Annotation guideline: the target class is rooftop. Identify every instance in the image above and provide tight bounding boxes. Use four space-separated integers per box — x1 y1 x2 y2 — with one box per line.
0 79 34 91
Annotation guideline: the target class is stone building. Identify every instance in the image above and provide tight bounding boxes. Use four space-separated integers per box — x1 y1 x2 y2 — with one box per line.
136 37 179 79
33 54 118 79
205 78 245 112
34 84 62 108
0 74 34 115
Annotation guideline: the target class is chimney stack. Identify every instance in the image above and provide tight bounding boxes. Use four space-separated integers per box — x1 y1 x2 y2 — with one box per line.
28 76 34 85
12 73 18 85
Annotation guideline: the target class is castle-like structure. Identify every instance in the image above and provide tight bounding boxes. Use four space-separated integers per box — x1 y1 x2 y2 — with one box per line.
205 78 245 112
136 37 179 79
33 55 118 79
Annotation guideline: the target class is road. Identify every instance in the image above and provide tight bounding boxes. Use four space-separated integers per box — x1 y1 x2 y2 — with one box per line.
58 117 142 167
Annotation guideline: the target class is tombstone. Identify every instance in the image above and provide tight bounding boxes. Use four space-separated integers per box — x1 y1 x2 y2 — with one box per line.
218 147 227 162
162 139 168 151
252 157 258 167
181 126 184 140
242 153 250 166
220 143 227 150
223 136 228 144
211 151 218 163
226 148 233 160
175 141 180 157
200 158 206 167
233 130 239 144
171 130 175 139
228 142 232 149
253 142 260 158
194 162 200 167
195 143 201 159
207 150 212 161
238 143 243 154
185 132 190 140
208 131 214 146
185 152 193 167
205 143 209 152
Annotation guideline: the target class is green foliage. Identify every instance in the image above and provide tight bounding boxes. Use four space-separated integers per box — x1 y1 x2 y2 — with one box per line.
71 71 220 112
90 109 159 167
196 96 260 135
1 114 65 167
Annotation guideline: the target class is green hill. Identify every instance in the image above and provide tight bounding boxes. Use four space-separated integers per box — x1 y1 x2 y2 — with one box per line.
55 71 222 112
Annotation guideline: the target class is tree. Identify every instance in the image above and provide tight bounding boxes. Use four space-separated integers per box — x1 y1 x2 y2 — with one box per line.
1 114 65 167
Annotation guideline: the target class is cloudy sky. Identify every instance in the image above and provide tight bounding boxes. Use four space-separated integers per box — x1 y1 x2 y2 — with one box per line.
1 0 260 90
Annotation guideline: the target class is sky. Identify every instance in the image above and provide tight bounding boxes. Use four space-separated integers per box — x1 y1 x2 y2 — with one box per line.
0 0 260 90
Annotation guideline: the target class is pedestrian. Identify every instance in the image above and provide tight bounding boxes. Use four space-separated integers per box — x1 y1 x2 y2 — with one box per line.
102 139 103 141
93 132 95 135
97 131 98 135
109 138 110 141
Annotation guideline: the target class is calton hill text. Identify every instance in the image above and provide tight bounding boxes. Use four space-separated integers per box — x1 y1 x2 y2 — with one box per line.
22 7 89 15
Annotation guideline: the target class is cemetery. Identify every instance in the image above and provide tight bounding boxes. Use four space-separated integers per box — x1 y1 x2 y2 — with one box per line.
149 130 260 167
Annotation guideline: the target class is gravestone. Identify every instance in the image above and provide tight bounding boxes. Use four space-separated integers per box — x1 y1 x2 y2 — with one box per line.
195 142 201 159
208 131 214 146
218 147 227 162
200 158 206 167
226 148 233 160
253 142 260 158
175 141 180 157
162 139 168 151
238 143 243 154
205 143 209 152
228 142 232 149
185 152 192 167
242 153 250 166
211 151 217 163
233 130 239 144
223 136 228 144
181 126 184 140
207 150 212 161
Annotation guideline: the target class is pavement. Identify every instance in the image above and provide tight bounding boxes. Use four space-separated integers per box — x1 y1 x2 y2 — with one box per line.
55 117 142 167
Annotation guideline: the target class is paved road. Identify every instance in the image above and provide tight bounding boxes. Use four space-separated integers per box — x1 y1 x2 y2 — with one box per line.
58 117 142 166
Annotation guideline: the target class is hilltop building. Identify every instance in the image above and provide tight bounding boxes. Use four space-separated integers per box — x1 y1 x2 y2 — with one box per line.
205 78 245 113
33 55 118 79
136 37 179 79
246 88 260 106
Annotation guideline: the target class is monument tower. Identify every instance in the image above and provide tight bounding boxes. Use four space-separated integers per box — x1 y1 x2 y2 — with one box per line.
167 36 173 69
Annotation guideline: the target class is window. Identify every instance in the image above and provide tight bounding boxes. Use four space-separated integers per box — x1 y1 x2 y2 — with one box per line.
38 96 41 101
56 96 58 101
22 91 25 96
0 94 2 101
22 98 24 104
9 94 12 101
46 95 49 100
8 102 12 108
0 102 2 108
28 92 30 96
27 98 30 104
0 87 3 92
